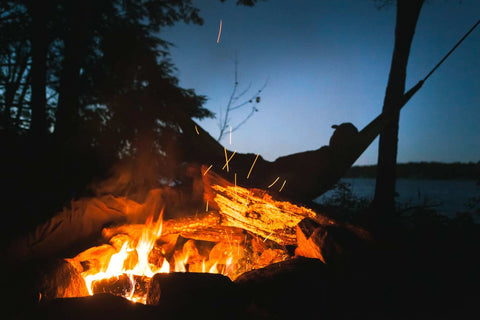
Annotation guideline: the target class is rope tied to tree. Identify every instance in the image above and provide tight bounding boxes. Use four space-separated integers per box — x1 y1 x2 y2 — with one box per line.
423 17 480 82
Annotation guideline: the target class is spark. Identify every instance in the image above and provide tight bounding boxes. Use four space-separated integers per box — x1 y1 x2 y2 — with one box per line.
195 125 199 135
229 126 232 145
203 164 213 176
234 173 237 200
247 154 259 179
263 231 274 243
279 180 286 192
222 149 236 171
217 19 222 43
225 229 233 250
268 177 280 188
206 201 209 212
224 147 229 172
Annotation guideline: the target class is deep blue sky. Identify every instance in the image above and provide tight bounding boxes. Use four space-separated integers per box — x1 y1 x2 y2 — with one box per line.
162 0 480 165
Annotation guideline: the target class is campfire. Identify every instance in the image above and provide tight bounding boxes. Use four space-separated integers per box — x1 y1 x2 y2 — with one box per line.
38 166 338 307
5 136 375 320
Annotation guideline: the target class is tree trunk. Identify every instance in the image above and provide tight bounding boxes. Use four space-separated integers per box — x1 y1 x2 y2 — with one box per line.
373 0 424 215
14 69 31 127
29 0 48 137
55 1 88 144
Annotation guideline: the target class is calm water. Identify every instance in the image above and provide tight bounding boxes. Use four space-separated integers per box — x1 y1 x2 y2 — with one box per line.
316 178 480 217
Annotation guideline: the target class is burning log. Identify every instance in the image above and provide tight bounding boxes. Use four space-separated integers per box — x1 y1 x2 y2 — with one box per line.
36 259 90 301
66 244 117 274
179 226 246 244
148 234 179 264
203 169 334 245
91 274 133 296
213 185 299 244
101 212 221 241
294 217 326 262
91 274 151 300
295 217 374 269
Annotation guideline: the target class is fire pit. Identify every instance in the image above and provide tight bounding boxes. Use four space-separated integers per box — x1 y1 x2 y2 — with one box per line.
4 168 372 319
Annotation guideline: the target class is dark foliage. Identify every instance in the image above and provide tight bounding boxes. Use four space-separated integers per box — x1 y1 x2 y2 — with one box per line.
0 1 244 244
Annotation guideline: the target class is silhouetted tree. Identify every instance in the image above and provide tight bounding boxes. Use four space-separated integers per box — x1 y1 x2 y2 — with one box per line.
0 0 261 238
0 2 30 132
0 0 209 238
372 0 425 215
0 1 209 145
27 0 50 137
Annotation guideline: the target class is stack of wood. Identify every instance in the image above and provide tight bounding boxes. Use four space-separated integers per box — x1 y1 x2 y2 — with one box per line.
39 169 369 305
19 167 379 320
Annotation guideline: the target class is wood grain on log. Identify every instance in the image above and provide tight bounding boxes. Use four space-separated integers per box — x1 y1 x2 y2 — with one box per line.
203 169 322 245
179 226 246 244
101 212 221 241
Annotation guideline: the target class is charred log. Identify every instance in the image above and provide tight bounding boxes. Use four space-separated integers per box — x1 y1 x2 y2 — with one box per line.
146 272 240 318
295 217 374 270
234 257 328 319
27 293 156 320
91 274 151 300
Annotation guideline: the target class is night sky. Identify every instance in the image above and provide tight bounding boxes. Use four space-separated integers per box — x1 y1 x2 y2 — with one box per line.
162 0 480 165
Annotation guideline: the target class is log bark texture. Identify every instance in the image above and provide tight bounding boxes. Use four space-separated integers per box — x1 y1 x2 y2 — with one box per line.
203 169 328 245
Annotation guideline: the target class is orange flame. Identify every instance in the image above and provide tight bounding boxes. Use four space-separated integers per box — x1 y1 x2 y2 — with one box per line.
75 208 246 304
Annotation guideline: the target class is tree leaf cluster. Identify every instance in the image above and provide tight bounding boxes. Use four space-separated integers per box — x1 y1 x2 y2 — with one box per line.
1 0 212 149
0 0 218 238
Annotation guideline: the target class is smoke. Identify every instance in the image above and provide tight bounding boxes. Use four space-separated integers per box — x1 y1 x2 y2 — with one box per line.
89 132 204 220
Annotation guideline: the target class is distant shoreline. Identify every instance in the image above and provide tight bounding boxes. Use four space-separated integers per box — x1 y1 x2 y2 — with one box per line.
345 161 480 180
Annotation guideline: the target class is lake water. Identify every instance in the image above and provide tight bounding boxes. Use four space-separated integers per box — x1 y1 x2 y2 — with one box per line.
315 178 480 217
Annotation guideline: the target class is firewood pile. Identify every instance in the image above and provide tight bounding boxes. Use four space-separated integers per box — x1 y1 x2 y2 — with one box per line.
7 168 375 319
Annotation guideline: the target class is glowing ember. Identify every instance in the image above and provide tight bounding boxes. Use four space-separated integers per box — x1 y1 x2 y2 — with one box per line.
79 211 170 303
63 170 319 305
67 194 292 304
